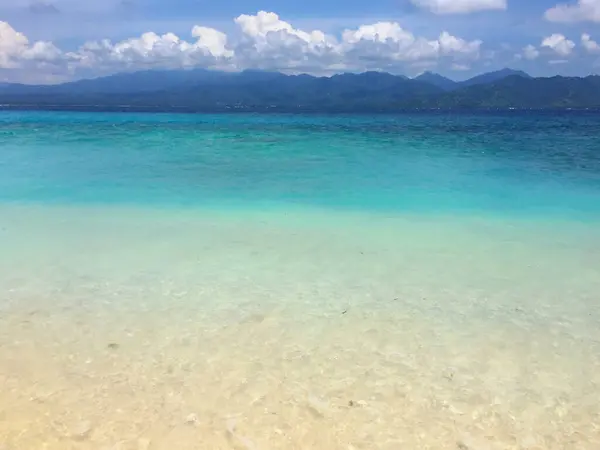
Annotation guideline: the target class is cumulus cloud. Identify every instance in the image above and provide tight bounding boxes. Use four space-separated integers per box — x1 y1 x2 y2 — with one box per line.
541 34 576 56
0 21 62 69
522 44 540 60
337 22 481 73
410 0 506 14
0 11 485 82
438 32 482 55
582 33 600 53
0 22 28 69
67 27 232 73
232 11 340 72
545 0 600 23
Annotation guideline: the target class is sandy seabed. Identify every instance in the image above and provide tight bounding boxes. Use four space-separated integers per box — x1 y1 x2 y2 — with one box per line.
1 205 599 450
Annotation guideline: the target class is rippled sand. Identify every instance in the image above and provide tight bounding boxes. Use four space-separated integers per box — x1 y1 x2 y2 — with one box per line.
1 206 599 449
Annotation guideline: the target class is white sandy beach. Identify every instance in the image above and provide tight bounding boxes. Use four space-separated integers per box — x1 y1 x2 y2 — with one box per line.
1 205 599 449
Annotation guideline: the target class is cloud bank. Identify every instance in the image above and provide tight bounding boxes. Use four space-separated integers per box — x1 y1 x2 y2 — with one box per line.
0 10 595 84
0 11 485 83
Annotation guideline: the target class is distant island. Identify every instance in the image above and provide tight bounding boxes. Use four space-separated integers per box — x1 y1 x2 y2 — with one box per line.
1 68 600 112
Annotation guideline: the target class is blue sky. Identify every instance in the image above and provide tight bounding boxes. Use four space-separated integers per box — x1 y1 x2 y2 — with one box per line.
1 0 600 83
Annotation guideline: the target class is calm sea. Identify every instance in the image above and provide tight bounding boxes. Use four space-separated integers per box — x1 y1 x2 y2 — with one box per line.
1 111 599 449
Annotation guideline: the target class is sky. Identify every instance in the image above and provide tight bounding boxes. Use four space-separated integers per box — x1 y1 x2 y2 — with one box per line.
0 0 599 84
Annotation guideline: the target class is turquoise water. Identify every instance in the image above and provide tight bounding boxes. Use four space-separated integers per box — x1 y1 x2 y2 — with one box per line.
1 111 600 449
1 111 600 216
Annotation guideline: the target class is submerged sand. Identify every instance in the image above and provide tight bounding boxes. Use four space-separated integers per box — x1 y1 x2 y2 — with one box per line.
1 205 599 449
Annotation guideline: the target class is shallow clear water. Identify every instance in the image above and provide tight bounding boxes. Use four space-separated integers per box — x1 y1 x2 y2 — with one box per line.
1 111 600 449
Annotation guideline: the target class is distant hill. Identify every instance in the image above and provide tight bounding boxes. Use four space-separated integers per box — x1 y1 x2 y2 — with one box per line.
414 72 458 91
414 75 600 109
0 70 443 111
1 68 598 111
56 68 222 94
0 82 33 94
459 68 531 88
0 69 283 96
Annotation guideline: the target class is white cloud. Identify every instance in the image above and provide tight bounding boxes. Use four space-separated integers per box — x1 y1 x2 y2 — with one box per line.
545 0 600 23
0 12 485 83
233 11 340 72
438 32 482 55
340 23 481 68
342 22 415 45
191 27 233 58
582 33 600 53
410 0 507 14
522 44 540 60
541 34 575 56
66 31 230 73
0 22 30 68
22 41 62 62
235 11 329 46
0 21 62 69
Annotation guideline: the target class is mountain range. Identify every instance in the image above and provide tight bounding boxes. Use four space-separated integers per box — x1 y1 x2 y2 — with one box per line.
1 68 599 112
